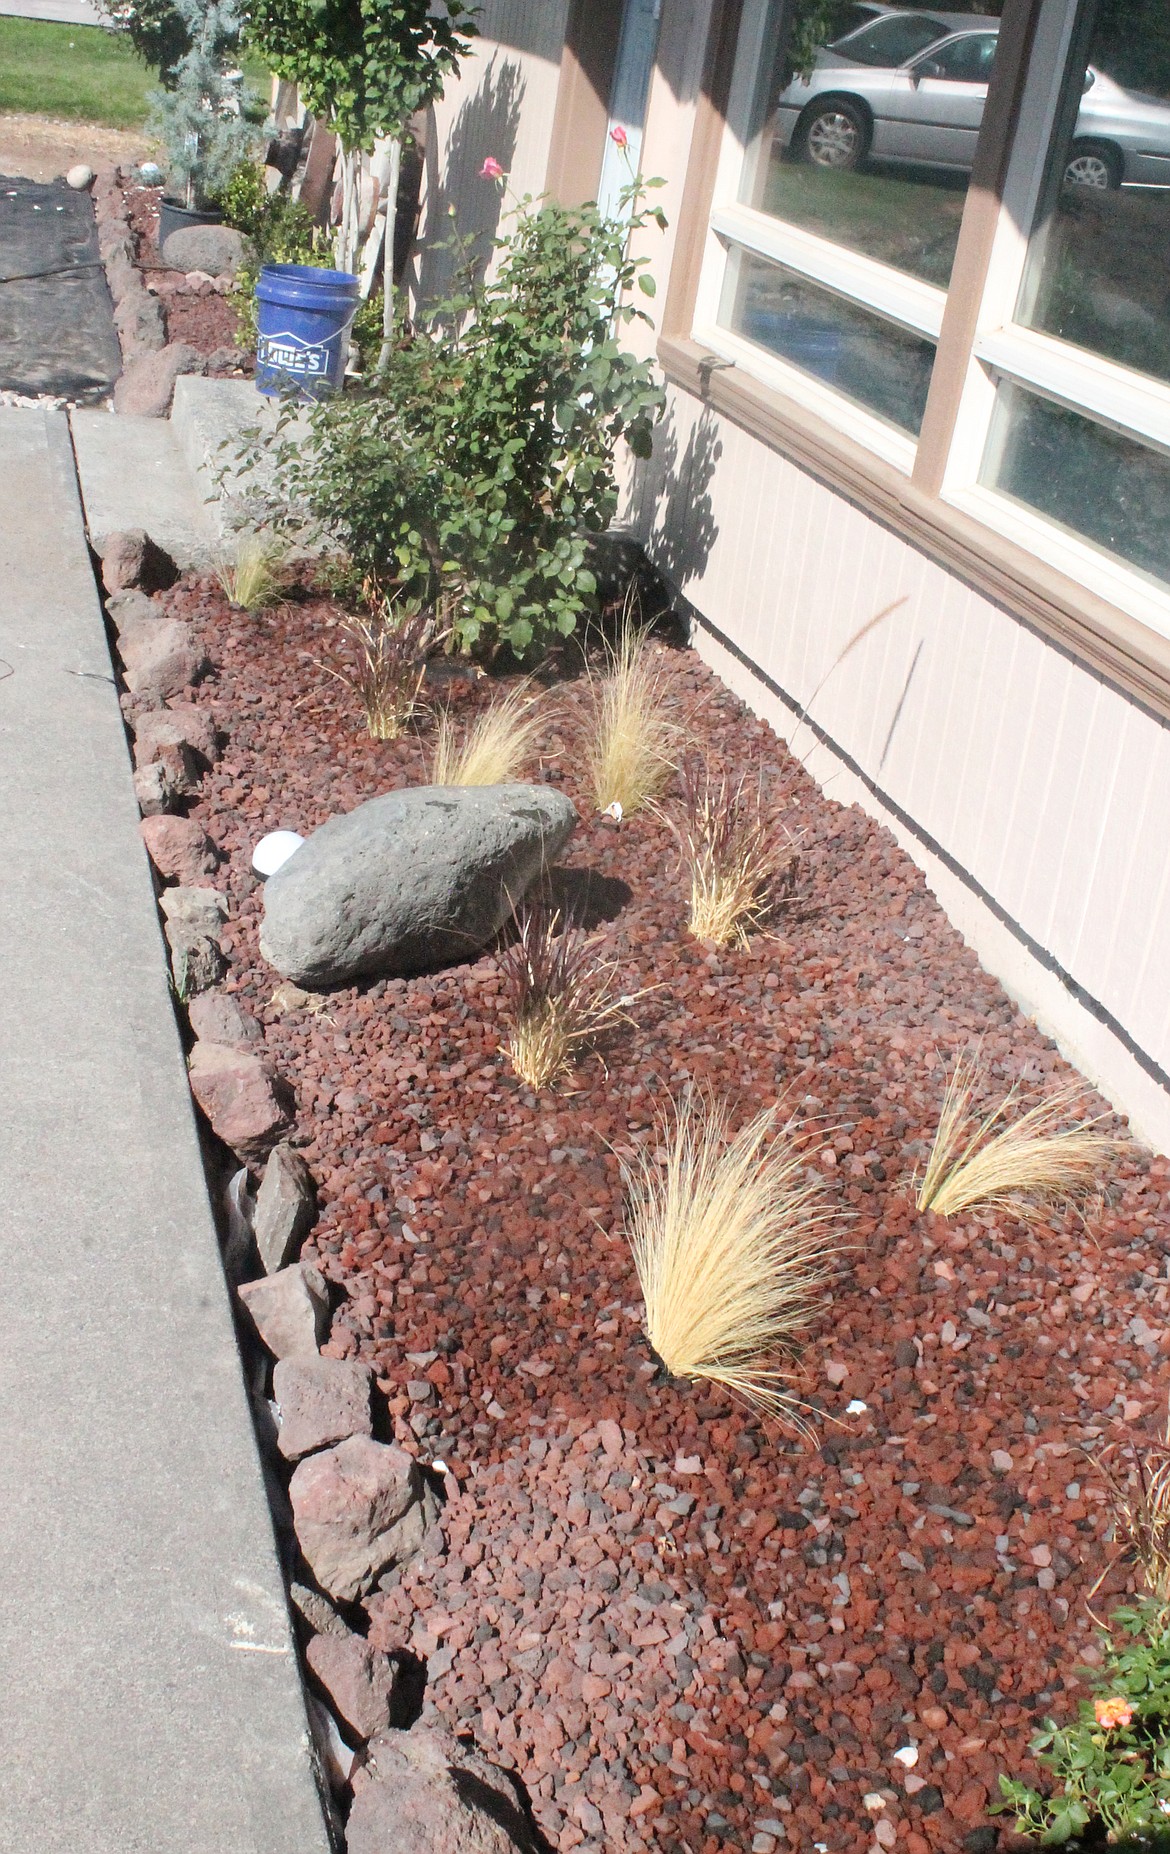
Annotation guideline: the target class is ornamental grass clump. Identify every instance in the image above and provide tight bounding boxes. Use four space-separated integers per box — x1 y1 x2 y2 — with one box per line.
916 1049 1115 1220
674 754 798 947
624 1095 837 1424
584 625 678 817
324 603 436 740
215 530 289 611
498 902 630 1090
431 682 546 786
1094 1417 1170 1608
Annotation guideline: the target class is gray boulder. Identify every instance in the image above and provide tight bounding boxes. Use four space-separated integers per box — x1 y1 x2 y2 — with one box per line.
348 1725 543 1854
259 784 576 987
160 222 250 277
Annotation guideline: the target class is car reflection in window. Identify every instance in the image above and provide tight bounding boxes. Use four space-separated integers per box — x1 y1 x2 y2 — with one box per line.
774 14 1170 189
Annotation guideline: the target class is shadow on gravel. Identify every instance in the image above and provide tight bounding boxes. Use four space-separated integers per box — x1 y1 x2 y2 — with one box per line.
545 865 633 930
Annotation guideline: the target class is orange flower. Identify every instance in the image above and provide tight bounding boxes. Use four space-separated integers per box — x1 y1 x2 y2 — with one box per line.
1094 1696 1135 1731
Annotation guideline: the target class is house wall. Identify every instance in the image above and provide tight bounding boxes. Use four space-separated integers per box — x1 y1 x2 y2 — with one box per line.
413 0 570 301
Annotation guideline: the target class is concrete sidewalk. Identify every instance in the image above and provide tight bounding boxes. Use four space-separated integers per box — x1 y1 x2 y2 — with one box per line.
0 407 330 1852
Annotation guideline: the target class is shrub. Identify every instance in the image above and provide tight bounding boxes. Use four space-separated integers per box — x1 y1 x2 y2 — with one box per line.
674 754 798 947
916 1048 1116 1220
500 904 637 1090
498 901 631 1091
623 1095 837 1423
430 682 545 787
321 600 436 739
583 622 678 816
997 1601 1170 1844
146 0 263 209
256 170 666 659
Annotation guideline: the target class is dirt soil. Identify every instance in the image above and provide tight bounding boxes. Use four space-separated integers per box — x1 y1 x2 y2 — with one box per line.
152 573 1170 1854
0 109 149 182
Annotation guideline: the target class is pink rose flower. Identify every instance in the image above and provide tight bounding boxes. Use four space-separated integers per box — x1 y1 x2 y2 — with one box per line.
479 157 504 180
1095 1696 1135 1731
610 125 629 148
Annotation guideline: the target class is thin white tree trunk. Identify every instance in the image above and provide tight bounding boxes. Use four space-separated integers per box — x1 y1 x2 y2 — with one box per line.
377 138 402 374
334 145 362 274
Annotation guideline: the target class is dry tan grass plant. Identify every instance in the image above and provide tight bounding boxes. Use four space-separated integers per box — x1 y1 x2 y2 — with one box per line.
624 1094 838 1423
431 682 546 786
584 622 679 816
323 603 438 740
675 754 799 947
215 530 289 611
916 1049 1116 1220
498 901 632 1090
1092 1415 1170 1607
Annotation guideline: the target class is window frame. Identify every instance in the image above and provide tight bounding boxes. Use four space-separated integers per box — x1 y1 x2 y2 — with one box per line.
681 0 1170 649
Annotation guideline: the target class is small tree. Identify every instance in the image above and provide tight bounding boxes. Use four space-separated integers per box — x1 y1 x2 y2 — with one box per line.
148 0 262 209
99 0 189 86
252 163 668 660
245 0 476 273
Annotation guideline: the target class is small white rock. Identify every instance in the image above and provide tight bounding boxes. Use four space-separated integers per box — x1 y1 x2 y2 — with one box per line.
846 1398 868 1415
601 800 623 821
863 1792 886 1812
893 1745 919 1768
252 829 305 876
65 164 94 189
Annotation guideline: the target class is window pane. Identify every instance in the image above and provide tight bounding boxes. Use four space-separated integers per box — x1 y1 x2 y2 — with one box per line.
720 245 936 434
745 0 1003 288
1016 0 1170 384
982 379 1170 591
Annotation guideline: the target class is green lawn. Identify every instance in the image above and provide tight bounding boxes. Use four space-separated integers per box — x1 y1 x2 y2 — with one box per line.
0 17 267 132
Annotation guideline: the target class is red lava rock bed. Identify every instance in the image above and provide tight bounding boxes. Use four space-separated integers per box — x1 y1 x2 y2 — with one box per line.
155 570 1170 1854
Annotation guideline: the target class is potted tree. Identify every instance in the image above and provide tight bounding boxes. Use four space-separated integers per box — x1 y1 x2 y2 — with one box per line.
148 0 263 246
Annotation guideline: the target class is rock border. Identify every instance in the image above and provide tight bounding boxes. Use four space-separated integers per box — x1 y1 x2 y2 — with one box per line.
99 534 548 1850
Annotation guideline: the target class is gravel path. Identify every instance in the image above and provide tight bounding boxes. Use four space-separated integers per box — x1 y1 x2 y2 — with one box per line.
155 573 1170 1854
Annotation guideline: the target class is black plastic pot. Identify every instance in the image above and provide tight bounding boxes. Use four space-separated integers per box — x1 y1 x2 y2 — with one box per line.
158 197 223 250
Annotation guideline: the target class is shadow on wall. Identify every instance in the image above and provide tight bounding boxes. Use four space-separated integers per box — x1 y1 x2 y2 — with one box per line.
630 403 722 595
417 55 525 305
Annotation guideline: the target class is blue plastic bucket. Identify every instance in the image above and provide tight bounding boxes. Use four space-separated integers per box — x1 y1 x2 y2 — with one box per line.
254 262 361 399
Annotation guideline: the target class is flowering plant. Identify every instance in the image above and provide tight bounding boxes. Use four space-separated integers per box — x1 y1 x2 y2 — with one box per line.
257 156 667 658
997 1601 1170 1843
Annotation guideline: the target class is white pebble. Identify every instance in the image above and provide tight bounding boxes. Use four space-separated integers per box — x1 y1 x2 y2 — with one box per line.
252 829 304 876
65 163 94 190
846 1399 868 1415
893 1745 919 1768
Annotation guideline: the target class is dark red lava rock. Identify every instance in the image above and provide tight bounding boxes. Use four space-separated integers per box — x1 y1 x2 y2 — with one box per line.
139 813 219 884
348 1724 543 1854
305 1627 397 1740
272 1354 372 1460
100 527 177 594
186 1039 293 1161
154 563 1170 1854
289 1435 426 1603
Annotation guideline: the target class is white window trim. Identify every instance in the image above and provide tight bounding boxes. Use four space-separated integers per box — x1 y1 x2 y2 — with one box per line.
939 0 1170 639
692 0 1170 642
709 203 946 340
692 0 932 471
